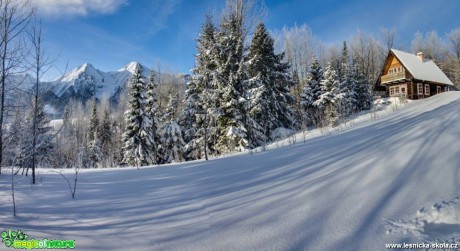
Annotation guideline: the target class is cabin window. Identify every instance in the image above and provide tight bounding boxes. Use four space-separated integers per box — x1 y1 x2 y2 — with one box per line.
418 83 423 95
425 84 430 96
400 87 406 98
395 86 400 94
445 86 449 92
389 87 394 96
437 86 441 94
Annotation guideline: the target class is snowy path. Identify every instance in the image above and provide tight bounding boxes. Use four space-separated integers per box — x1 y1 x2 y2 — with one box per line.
1 92 460 250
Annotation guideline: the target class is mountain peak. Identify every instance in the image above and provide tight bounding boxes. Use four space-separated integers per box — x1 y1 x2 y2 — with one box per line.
61 63 97 82
118 61 141 74
80 62 94 70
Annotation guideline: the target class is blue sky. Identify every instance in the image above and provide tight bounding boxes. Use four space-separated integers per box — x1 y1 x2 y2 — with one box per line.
36 0 460 80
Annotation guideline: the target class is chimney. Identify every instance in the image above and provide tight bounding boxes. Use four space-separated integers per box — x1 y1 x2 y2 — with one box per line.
417 52 424 62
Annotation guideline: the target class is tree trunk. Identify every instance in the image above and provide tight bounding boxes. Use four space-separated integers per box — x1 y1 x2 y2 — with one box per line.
0 21 7 176
204 113 208 161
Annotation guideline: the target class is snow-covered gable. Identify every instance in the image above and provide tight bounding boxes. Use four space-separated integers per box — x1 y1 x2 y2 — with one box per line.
391 49 453 86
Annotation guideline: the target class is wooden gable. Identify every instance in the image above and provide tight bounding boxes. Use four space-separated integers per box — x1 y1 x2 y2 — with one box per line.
377 51 414 84
383 55 402 74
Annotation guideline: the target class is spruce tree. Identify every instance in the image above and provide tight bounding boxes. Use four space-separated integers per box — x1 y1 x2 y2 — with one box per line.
159 94 185 163
314 63 339 126
87 99 102 167
214 12 248 153
273 51 296 127
245 23 273 148
338 41 349 78
87 137 102 168
181 79 201 159
122 66 155 167
335 62 357 118
352 56 372 111
181 15 221 160
335 42 358 118
87 99 98 147
301 56 323 125
144 71 161 164
98 107 112 165
246 23 295 147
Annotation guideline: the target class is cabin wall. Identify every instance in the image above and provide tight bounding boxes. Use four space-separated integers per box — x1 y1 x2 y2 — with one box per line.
384 81 451 100
407 82 415 99
411 81 450 100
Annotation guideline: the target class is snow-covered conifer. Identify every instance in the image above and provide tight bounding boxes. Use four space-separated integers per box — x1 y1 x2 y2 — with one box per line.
97 107 112 165
86 99 102 167
301 56 323 125
87 99 99 148
314 63 339 126
352 56 372 111
144 71 161 164
214 12 248 152
182 15 220 159
335 62 357 118
159 94 185 163
246 23 295 147
122 66 156 167
334 42 358 118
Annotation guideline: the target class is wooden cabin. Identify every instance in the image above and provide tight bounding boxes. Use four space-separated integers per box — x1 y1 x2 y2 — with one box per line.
375 49 454 99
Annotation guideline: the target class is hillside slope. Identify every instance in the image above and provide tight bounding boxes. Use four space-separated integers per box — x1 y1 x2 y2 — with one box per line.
1 92 460 250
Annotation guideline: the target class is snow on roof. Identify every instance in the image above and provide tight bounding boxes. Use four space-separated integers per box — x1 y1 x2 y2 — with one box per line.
391 49 454 86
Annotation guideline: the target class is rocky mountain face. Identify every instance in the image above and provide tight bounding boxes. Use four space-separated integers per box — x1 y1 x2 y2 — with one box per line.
41 62 151 113
7 62 186 117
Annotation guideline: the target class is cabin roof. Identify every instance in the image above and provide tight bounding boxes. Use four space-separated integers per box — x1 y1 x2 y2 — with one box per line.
391 49 454 86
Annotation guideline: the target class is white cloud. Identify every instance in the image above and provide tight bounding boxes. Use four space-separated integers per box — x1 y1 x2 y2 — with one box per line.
32 0 127 17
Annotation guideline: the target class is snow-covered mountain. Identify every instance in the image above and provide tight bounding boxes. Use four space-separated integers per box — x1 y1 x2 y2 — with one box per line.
42 62 152 111
5 62 186 115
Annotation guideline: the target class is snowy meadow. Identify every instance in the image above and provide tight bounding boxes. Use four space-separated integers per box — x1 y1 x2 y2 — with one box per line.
2 92 460 250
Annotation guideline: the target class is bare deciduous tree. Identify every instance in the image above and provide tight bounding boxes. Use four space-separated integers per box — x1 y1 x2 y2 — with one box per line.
26 16 53 184
448 28 460 61
0 0 33 175
379 27 397 51
223 0 267 38
281 24 324 82
349 30 384 85
411 31 424 54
